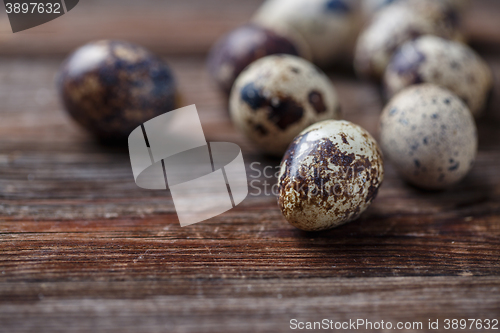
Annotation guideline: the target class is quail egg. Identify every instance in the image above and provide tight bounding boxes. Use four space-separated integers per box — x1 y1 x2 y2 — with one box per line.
380 84 477 189
384 35 493 117
253 0 359 67
207 24 311 94
354 0 462 79
278 120 384 231
230 55 341 156
361 0 469 20
58 40 178 143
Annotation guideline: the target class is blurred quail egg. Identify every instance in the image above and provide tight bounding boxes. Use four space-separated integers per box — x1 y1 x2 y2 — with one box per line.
361 0 401 19
384 35 493 117
361 0 469 20
354 0 462 79
278 120 384 231
253 0 360 67
230 55 341 156
207 24 311 94
58 40 178 143
380 84 477 189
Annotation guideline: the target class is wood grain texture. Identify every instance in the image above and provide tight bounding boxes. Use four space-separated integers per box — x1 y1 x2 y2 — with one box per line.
1 0 500 332
0 277 499 333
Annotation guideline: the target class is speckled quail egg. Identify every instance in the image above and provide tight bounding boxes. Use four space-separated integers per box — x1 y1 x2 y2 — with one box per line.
278 120 384 231
230 55 342 156
361 0 469 20
207 24 311 94
384 35 493 117
58 40 178 143
252 0 360 67
354 0 462 79
380 84 477 190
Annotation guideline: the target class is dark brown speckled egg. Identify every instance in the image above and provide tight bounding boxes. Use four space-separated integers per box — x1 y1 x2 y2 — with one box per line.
58 40 178 143
278 120 384 231
207 24 310 94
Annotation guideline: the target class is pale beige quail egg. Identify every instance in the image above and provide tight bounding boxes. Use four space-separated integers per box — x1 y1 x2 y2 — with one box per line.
230 55 341 156
252 0 360 67
380 84 477 190
278 120 384 231
384 35 493 117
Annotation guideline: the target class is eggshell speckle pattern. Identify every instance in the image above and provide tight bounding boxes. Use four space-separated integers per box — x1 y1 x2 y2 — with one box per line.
384 35 493 117
58 40 178 143
354 0 461 79
253 0 359 67
380 84 477 190
207 24 309 94
230 55 342 156
278 120 384 231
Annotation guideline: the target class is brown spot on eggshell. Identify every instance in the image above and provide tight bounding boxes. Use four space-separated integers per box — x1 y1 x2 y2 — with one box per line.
254 123 268 135
340 133 349 145
267 97 305 130
308 90 327 114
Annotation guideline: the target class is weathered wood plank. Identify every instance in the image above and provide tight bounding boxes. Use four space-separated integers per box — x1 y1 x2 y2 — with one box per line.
0 277 499 333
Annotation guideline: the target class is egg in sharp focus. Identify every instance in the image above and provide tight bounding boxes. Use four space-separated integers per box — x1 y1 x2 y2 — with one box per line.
278 120 384 231
252 0 360 68
207 24 311 94
58 40 178 143
380 84 477 190
354 0 462 80
384 35 493 117
230 54 342 156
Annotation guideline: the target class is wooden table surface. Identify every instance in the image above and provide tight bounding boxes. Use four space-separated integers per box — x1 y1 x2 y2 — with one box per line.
1 1 499 332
